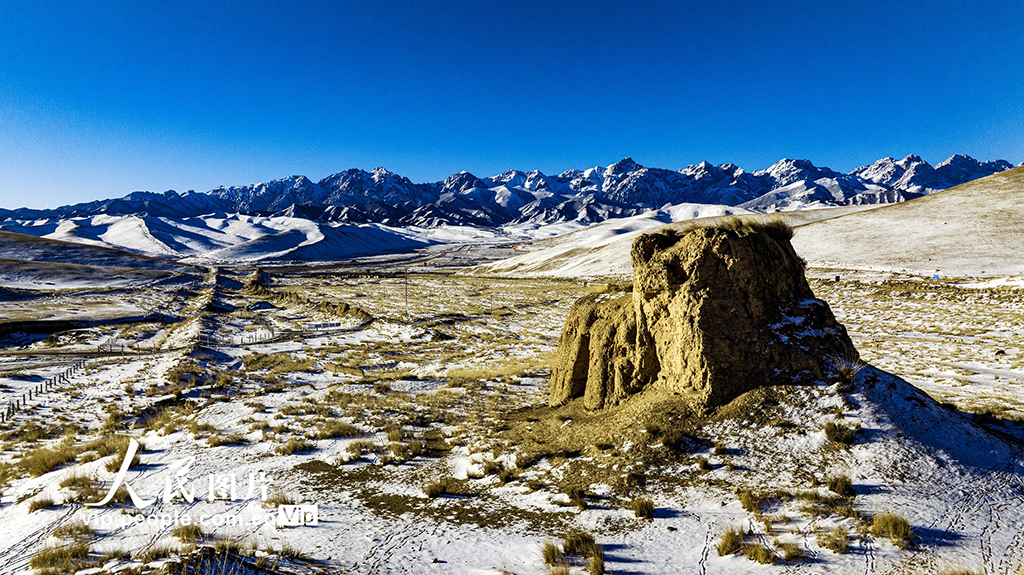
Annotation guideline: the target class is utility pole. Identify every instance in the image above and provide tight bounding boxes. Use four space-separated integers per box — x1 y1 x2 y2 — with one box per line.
404 272 409 321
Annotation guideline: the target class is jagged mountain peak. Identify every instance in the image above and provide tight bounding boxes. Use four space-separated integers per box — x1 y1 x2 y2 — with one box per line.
759 157 817 174
680 161 726 176
717 162 743 176
369 166 398 179
606 157 642 176
1 154 1015 228
679 161 718 176
899 154 927 166
488 169 528 185
936 153 978 168
268 174 313 187
753 158 840 189
442 171 485 194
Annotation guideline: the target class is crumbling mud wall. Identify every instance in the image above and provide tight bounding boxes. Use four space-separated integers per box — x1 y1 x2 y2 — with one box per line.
551 222 858 411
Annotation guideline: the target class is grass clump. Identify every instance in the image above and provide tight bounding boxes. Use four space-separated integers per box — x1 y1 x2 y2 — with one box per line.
60 473 102 503
742 544 776 564
832 356 865 391
566 486 588 510
346 440 376 460
186 421 217 436
827 474 854 496
408 440 424 458
705 215 794 241
717 526 744 555
59 473 93 490
279 543 308 560
103 438 144 472
243 352 314 374
823 422 856 445
28 497 57 513
212 539 245 555
84 435 133 458
872 512 914 549
52 522 93 539
207 433 246 447
818 525 849 553
264 490 298 507
99 549 131 563
20 440 77 477
137 544 176 563
541 541 565 566
317 420 360 439
385 425 405 442
275 437 315 455
249 421 270 433
172 523 205 542
0 461 16 489
30 542 92 573
561 527 598 556
779 542 804 561
536 532 604 575
631 497 655 519
738 488 763 512
424 477 455 498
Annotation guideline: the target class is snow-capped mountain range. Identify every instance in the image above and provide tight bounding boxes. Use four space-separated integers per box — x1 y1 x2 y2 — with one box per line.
1 154 1014 228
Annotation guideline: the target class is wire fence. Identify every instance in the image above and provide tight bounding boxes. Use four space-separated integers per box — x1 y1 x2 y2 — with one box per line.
1 358 87 424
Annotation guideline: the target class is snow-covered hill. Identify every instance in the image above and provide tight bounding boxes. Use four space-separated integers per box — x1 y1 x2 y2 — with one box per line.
0 228 191 272
0 214 440 264
790 165 1024 276
0 203 768 264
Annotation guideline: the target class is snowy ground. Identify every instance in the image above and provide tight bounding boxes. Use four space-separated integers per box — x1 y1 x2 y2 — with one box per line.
0 260 1022 575
808 270 1024 422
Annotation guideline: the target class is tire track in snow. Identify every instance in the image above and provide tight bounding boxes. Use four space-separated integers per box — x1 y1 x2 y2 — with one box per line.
0 505 77 575
994 469 1024 575
862 535 875 575
357 516 430 575
697 521 712 575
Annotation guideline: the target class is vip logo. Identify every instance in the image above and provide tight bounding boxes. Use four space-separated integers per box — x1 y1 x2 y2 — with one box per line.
277 504 318 527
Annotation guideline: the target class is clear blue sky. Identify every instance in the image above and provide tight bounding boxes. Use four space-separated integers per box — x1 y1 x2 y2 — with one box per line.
1 0 1022 209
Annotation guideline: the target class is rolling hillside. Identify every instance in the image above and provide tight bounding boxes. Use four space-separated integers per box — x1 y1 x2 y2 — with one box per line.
0 229 191 271
791 165 1024 276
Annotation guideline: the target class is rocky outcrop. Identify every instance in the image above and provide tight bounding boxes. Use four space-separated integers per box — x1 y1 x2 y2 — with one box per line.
550 221 858 411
